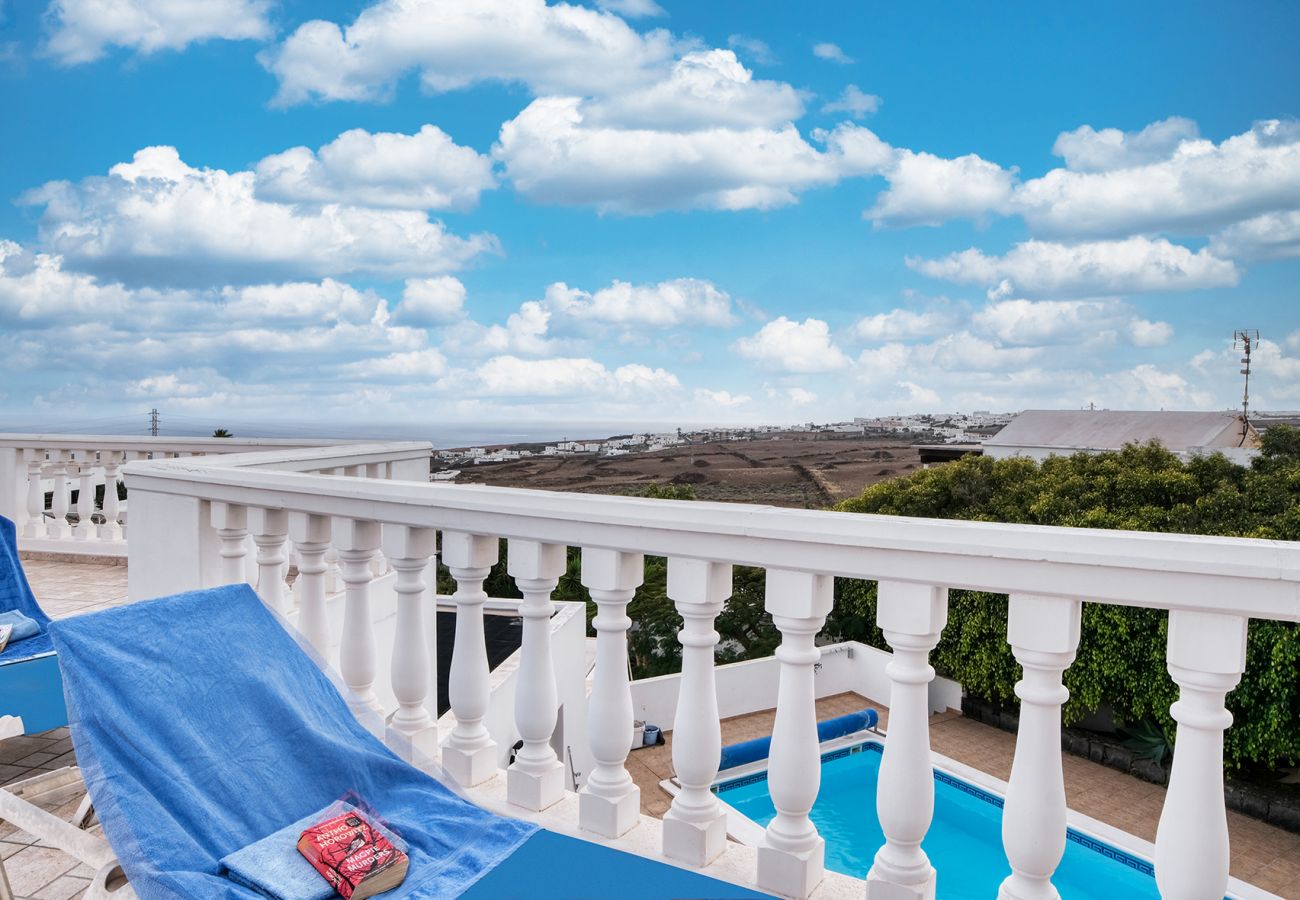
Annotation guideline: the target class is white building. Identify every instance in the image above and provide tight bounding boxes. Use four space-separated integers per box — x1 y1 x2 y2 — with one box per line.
984 409 1260 462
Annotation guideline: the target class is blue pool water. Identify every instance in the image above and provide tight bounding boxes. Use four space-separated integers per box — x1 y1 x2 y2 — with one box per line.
716 742 1163 900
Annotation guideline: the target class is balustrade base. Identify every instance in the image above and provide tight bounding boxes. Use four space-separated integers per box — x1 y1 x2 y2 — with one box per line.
507 761 566 812
579 785 641 839
757 838 824 900
662 808 727 868
865 868 936 900
385 722 440 769
442 740 498 787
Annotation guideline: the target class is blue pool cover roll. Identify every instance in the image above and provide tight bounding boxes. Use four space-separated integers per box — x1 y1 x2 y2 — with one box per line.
719 708 878 771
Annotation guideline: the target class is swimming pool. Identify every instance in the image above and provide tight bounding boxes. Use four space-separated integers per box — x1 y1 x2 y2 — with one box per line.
715 742 1166 899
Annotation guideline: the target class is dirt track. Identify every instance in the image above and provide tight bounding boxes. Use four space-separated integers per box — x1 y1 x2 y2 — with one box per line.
449 436 921 508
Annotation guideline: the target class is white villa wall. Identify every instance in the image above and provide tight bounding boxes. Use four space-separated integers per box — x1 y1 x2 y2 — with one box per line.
629 640 962 732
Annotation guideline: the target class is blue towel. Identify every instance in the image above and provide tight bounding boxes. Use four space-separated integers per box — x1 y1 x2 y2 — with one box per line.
0 610 40 644
0 516 52 663
219 806 337 900
50 584 538 899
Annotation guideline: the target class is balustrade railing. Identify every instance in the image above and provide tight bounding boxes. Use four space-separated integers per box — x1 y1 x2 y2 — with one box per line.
116 445 1297 900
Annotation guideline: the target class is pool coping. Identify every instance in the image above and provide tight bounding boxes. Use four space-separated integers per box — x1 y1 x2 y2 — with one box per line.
657 729 1278 900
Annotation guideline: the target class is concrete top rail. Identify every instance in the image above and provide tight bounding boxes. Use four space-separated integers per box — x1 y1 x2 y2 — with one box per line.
123 454 1300 621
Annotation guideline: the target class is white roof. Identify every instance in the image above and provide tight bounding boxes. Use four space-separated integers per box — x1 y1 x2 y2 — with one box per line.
985 410 1247 452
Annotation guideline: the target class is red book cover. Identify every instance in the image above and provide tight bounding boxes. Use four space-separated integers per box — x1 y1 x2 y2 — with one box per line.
297 810 408 899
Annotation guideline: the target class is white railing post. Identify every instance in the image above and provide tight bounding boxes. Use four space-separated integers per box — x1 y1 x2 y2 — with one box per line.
98 452 123 541
1155 611 1247 900
335 518 386 733
249 508 290 615
506 539 568 811
757 569 832 900
210 502 249 587
46 451 70 539
579 547 644 839
289 513 333 659
382 524 439 766
866 581 948 900
663 558 731 868
22 450 43 539
441 531 500 787
71 452 97 540
999 594 1082 900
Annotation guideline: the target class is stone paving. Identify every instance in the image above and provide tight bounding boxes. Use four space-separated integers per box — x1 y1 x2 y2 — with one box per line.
3 561 1299 897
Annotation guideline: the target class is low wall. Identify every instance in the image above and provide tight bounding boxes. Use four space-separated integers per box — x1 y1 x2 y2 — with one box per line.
630 640 962 731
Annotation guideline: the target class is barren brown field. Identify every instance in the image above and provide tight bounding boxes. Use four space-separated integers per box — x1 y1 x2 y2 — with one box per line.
449 436 922 508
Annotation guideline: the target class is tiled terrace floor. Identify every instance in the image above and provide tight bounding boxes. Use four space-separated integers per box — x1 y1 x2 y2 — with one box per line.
3 561 1299 898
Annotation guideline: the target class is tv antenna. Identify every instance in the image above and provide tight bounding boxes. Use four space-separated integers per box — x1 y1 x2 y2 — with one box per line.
1233 330 1258 445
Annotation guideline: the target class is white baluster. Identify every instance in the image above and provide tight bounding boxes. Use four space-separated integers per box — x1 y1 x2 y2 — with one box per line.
506 539 568 811
1155 611 1247 900
249 508 290 614
999 595 1082 900
335 518 386 733
210 502 249 586
383 524 439 766
289 513 333 659
71 453 97 540
441 531 500 786
98 452 123 541
663 558 731 867
46 452 70 539
757 569 832 900
866 581 948 900
22 450 44 539
579 547 644 838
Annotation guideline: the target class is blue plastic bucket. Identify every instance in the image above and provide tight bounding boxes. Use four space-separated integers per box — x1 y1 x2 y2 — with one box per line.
643 724 661 746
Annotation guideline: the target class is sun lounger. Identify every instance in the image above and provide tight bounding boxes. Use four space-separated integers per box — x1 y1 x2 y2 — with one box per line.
5 582 767 898
0 516 65 736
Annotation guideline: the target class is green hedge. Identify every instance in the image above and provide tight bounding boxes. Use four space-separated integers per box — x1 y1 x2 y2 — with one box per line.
834 430 1300 774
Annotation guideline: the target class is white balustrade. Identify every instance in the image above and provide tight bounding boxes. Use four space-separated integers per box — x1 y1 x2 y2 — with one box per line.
22 450 43 539
249 508 290 615
867 581 948 900
579 547 644 839
71 453 97 540
382 524 439 766
757 569 832 900
1154 611 1248 900
289 513 333 659
210 502 249 586
999 595 1082 900
441 531 500 787
98 452 123 541
335 518 386 733
506 539 568 811
663 558 731 867
46 452 70 539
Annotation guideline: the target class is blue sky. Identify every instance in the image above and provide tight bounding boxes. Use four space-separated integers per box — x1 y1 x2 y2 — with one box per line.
2 0 1298 438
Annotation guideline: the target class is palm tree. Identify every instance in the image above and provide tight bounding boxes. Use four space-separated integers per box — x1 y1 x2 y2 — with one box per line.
212 428 233 438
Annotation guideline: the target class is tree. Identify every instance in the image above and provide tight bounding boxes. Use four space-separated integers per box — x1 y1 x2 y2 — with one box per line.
212 428 233 438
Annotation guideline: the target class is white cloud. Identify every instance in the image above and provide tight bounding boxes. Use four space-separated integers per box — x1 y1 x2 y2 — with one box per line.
726 34 775 66
786 387 817 405
869 149 1017 227
45 0 271 65
23 146 498 285
595 0 665 18
1015 120 1300 237
694 388 750 407
1051 117 1200 172
254 125 496 211
822 85 880 119
812 42 852 64
544 278 736 327
471 355 680 398
495 100 888 213
219 279 377 323
853 307 958 341
909 237 1239 299
262 0 679 105
733 317 851 373
973 298 1172 347
395 277 467 326
1209 210 1300 261
898 381 940 406
1102 364 1211 409
344 348 449 379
